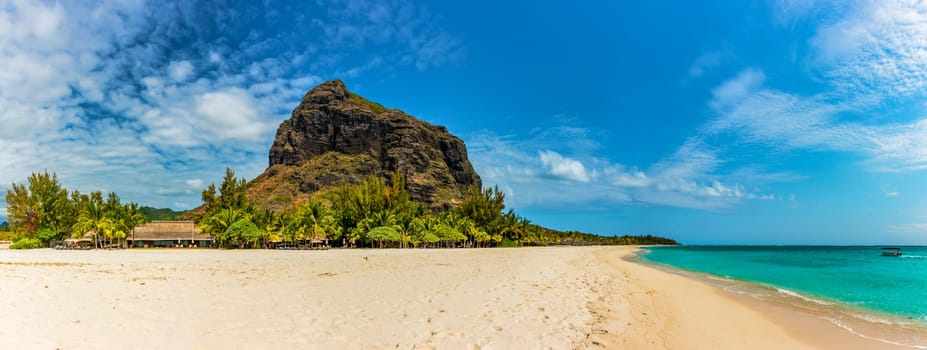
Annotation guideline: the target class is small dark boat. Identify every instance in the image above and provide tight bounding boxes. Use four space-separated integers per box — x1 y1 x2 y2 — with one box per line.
881 247 902 257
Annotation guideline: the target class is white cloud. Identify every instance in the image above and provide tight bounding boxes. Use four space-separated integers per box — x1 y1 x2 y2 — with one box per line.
195 88 268 142
468 129 631 208
651 139 721 183
311 0 464 72
185 179 204 189
168 60 194 82
470 128 777 211
626 139 775 210
706 68 927 172
810 1 927 99
0 0 402 210
290 75 324 91
538 150 591 182
771 0 843 26
710 68 765 109
606 166 650 187
338 56 384 78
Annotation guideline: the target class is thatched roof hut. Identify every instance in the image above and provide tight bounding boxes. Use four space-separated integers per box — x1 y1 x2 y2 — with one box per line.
128 221 212 248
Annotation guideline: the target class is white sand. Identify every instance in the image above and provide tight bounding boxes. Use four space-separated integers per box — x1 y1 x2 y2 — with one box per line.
0 246 911 349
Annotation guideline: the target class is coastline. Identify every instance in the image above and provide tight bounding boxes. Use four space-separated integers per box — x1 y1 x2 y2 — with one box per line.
619 247 927 349
0 246 923 349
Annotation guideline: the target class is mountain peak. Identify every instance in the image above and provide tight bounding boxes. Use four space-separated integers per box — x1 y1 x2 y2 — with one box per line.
301 79 349 105
254 80 481 211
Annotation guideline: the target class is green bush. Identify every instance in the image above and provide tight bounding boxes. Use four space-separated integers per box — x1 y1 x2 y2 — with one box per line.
36 228 56 243
498 237 521 248
10 237 44 249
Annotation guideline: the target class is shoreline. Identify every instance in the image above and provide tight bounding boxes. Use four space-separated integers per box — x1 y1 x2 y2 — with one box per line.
622 247 927 349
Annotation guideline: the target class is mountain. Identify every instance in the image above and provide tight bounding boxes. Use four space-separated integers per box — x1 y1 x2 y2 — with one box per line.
248 80 481 211
139 206 185 221
0 221 8 229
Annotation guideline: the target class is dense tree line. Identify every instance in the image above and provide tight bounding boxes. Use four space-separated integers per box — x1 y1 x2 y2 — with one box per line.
4 171 147 248
196 168 678 249
3 170 677 249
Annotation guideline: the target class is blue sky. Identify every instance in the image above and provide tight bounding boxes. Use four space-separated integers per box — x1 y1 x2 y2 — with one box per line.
2 1 927 244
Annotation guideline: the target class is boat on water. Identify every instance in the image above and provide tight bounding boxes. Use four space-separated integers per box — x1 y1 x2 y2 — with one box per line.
881 247 902 257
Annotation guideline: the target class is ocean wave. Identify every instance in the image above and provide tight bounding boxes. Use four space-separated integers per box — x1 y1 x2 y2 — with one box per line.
704 274 732 282
901 255 927 259
827 318 927 349
846 312 896 325
776 288 832 306
722 284 749 295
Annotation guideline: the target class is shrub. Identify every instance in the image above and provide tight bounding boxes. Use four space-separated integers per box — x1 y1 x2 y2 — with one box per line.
36 228 56 243
10 237 44 249
497 237 521 248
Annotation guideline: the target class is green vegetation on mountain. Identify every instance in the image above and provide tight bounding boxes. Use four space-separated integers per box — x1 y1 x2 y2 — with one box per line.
140 206 185 221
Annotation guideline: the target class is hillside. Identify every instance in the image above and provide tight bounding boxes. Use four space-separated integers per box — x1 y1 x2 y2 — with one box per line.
139 206 185 221
248 80 481 211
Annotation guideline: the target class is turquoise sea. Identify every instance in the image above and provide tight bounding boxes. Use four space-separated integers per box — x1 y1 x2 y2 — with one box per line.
640 246 927 323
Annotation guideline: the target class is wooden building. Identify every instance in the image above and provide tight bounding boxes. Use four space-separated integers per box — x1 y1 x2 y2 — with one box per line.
128 221 213 248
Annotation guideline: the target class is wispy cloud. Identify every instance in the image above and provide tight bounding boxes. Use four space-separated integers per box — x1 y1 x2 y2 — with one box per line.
687 49 734 78
810 0 927 100
770 0 849 26
709 68 766 109
680 1 927 213
312 0 465 71
706 66 927 172
469 127 777 211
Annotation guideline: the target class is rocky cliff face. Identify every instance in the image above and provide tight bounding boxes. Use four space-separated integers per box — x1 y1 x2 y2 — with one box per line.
250 80 481 210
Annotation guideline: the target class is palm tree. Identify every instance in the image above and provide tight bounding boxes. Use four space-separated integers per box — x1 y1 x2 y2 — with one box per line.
354 210 399 247
500 210 527 242
122 203 147 248
289 201 338 247
395 213 418 248
97 217 118 248
411 215 440 248
72 197 105 248
202 207 246 248
249 208 277 248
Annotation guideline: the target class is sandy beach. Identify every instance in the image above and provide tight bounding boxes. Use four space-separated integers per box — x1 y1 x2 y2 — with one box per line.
0 246 919 349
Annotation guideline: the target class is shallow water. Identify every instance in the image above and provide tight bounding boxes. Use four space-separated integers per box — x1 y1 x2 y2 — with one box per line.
640 246 927 348
640 246 927 323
